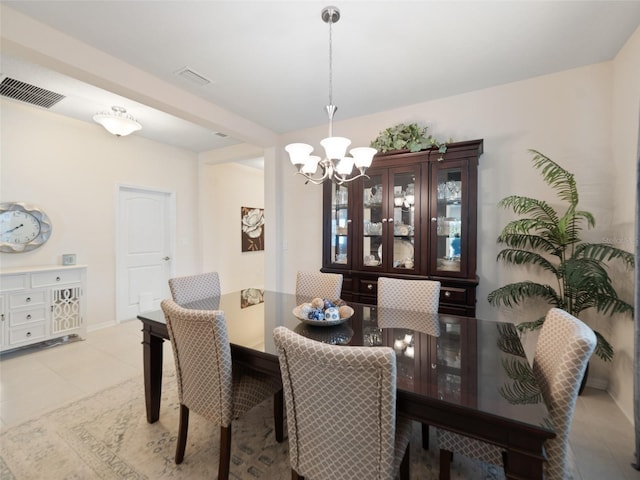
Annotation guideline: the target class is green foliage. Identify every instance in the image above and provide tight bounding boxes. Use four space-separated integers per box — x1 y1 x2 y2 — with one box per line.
370 122 448 154
488 150 634 362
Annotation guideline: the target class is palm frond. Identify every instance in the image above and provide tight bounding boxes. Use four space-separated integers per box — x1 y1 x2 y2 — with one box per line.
498 196 559 224
496 323 527 357
496 248 560 275
529 150 579 207
576 243 635 269
593 330 613 362
497 233 559 254
516 316 546 333
487 282 562 308
499 358 542 404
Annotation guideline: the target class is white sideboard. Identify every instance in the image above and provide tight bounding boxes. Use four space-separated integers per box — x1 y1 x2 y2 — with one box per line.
0 265 87 352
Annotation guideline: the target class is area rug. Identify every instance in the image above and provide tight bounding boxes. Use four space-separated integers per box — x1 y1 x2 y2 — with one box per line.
0 369 506 479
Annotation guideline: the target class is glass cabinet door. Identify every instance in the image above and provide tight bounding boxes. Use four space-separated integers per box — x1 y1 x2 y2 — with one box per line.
389 169 418 272
362 172 384 268
432 161 466 275
328 182 350 267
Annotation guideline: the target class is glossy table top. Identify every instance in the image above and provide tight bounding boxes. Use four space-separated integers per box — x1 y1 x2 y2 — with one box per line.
141 290 551 433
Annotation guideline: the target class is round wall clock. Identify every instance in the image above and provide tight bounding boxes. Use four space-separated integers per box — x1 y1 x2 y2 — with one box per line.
0 202 52 253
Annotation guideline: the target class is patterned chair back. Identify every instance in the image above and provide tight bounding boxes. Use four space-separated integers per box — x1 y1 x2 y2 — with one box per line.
273 326 400 480
533 308 596 479
168 272 221 305
161 299 234 426
295 271 343 302
377 277 441 313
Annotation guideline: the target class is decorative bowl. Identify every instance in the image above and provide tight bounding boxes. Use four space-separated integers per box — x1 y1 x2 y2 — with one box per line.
292 304 354 327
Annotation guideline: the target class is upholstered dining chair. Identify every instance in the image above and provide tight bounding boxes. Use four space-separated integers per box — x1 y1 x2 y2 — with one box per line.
168 271 221 305
273 326 411 480
378 276 441 448
377 276 441 313
161 299 283 479
437 308 597 480
295 270 343 302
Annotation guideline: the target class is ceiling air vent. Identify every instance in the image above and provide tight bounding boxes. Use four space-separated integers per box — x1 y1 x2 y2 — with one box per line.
174 67 212 86
0 77 65 108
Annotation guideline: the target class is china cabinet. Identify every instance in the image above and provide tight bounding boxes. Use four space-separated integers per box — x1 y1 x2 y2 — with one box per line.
322 139 483 316
0 265 87 352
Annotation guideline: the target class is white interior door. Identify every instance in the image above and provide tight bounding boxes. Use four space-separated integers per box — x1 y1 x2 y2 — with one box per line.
116 186 174 321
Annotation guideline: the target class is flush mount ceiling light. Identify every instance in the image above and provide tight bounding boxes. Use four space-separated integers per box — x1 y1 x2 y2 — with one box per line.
285 6 376 185
93 106 142 137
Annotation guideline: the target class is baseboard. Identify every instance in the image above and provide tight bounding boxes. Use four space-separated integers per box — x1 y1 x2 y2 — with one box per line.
585 377 608 390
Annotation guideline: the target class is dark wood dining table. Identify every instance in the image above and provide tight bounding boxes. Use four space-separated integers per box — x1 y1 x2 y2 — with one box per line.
137 290 554 480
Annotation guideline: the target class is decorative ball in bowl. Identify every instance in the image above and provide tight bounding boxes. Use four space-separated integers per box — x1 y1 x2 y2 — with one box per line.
293 297 354 326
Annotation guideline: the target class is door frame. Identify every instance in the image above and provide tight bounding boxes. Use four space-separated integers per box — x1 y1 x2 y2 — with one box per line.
115 183 176 322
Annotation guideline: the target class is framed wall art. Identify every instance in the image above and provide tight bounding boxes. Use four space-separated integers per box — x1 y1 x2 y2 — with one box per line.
241 206 264 252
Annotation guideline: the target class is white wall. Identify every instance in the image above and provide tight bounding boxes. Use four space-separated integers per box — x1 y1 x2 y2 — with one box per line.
274 56 637 418
609 26 640 420
0 100 201 328
200 161 265 293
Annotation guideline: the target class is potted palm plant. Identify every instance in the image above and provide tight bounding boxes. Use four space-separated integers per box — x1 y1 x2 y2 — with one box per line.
487 150 634 368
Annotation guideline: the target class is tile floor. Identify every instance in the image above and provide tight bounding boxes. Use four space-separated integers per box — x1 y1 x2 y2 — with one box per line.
0 320 638 479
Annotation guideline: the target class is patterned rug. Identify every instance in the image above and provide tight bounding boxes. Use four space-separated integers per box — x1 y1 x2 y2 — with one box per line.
0 369 505 479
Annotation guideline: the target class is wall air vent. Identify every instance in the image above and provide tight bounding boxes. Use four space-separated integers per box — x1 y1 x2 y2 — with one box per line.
174 67 212 86
0 77 65 108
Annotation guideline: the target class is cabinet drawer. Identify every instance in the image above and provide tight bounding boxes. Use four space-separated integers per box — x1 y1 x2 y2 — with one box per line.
31 270 82 288
440 287 468 304
9 307 47 327
9 323 46 346
359 279 378 296
0 274 28 293
9 291 46 308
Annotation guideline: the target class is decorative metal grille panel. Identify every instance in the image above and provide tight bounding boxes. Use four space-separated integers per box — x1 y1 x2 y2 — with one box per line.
52 287 82 333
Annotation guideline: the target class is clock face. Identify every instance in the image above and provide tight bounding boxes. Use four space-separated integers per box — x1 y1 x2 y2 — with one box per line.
0 203 52 253
0 211 41 244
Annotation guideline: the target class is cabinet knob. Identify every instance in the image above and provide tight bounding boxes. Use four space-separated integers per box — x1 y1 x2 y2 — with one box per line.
431 363 437 369
26 314 32 320
381 218 387 223
444 291 451 297
431 217 437 223
163 256 171 261
56 276 61 282
346 219 352 224
367 284 374 291
26 297 31 303
26 332 32 337
387 218 394 223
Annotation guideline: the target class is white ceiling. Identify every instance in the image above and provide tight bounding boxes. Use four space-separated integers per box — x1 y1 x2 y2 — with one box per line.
2 1 640 153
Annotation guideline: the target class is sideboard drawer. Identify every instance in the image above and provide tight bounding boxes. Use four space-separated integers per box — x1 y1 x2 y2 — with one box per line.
9 307 47 327
31 269 82 288
440 286 468 304
0 274 28 293
9 291 46 308
8 323 47 346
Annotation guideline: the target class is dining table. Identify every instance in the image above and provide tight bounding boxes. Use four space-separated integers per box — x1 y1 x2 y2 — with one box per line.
137 290 555 480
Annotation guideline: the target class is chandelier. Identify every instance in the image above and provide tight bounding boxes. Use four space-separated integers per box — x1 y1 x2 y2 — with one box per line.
285 6 376 185
93 106 142 137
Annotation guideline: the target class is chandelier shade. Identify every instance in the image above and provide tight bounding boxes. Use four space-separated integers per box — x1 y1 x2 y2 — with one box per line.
285 6 376 185
93 106 142 137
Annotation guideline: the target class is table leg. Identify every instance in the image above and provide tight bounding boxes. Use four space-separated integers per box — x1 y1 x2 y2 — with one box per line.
505 447 546 480
142 325 164 423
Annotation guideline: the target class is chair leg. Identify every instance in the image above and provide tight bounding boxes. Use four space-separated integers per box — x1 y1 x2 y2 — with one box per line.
274 389 284 442
421 423 430 449
219 425 232 480
399 444 410 480
291 468 304 479
439 449 453 480
175 404 189 464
